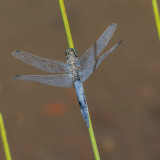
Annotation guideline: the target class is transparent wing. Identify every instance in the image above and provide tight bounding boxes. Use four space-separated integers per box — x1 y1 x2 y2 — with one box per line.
95 40 123 69
81 40 123 83
79 23 117 72
13 74 73 88
12 50 69 73
81 66 95 83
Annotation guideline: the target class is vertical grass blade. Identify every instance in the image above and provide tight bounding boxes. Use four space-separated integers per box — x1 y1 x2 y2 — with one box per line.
89 115 100 160
152 0 160 40
0 113 12 160
58 0 74 48
58 0 100 159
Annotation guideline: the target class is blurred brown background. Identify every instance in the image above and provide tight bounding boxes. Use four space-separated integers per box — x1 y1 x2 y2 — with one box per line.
0 0 160 159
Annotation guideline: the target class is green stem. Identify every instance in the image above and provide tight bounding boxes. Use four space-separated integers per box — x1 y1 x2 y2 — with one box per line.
152 0 160 40
58 0 74 48
58 0 100 159
88 115 100 160
0 113 12 160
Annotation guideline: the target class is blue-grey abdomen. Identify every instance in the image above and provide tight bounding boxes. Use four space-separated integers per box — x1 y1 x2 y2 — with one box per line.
74 80 89 127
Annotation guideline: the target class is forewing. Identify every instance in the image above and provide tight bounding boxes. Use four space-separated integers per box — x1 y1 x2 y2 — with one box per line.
79 23 117 72
13 74 73 88
81 40 123 83
12 50 68 73
95 40 123 69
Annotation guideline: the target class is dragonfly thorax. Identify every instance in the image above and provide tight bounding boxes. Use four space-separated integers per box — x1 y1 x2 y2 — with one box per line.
65 48 81 81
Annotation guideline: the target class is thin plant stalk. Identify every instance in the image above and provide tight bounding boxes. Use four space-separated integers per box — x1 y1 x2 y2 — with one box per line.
58 0 100 159
58 0 74 48
0 113 12 160
88 115 100 159
152 0 160 40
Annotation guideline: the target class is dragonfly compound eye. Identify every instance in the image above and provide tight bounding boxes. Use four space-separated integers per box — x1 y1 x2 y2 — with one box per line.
65 48 78 59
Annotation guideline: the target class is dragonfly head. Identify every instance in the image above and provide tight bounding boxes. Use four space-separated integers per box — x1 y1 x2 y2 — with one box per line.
65 48 78 59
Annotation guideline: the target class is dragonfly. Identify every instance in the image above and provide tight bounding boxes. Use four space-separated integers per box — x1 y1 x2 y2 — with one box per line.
12 23 123 128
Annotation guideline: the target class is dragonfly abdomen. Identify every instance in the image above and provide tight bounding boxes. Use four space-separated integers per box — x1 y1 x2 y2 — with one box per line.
74 80 89 127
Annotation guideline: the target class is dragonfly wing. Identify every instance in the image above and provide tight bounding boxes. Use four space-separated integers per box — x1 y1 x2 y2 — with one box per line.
81 40 123 83
79 23 117 72
12 50 69 73
13 74 73 88
81 66 95 83
95 40 123 69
